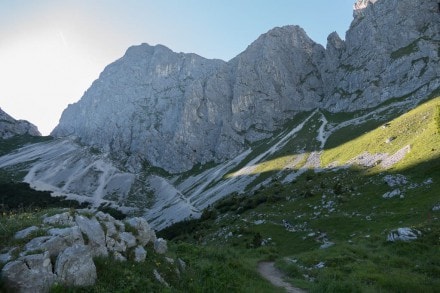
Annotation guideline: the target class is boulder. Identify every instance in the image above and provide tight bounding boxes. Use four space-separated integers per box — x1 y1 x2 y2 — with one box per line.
1 252 56 293
154 238 168 254
75 215 108 257
383 174 408 187
387 228 421 242
134 246 147 262
119 232 137 248
47 226 84 246
55 244 97 287
24 236 69 258
125 217 156 246
382 189 402 199
43 212 75 226
14 226 38 240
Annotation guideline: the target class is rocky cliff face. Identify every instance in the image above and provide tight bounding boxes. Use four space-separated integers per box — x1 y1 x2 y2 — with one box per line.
52 0 440 173
321 0 440 111
0 108 40 139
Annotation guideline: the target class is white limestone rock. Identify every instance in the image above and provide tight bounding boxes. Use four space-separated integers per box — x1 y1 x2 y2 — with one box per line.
55 244 97 287
23 236 69 259
125 217 156 246
14 226 38 240
382 189 402 199
387 227 421 242
154 238 168 254
119 232 137 248
0 107 41 139
383 174 408 187
52 0 440 176
43 212 75 226
1 252 56 293
75 215 108 257
51 26 324 174
134 245 147 262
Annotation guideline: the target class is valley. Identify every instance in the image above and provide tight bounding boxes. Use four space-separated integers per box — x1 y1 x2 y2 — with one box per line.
1 0 440 291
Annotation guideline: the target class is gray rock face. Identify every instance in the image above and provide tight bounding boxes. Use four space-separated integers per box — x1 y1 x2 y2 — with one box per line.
51 0 440 174
0 107 41 139
75 215 108 257
1 252 56 293
55 244 97 287
322 0 440 112
51 26 324 173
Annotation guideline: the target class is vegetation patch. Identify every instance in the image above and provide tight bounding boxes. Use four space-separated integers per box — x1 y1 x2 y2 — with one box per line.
390 39 419 60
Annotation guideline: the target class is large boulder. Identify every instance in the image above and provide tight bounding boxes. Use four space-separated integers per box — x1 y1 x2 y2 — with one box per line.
125 217 156 246
1 252 56 293
55 244 97 287
75 215 108 257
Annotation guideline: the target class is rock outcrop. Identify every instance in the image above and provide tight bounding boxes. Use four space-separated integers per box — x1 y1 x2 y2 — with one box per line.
0 108 40 139
0 210 167 292
387 227 421 242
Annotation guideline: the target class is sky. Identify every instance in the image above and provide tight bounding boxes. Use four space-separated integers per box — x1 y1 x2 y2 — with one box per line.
0 0 355 135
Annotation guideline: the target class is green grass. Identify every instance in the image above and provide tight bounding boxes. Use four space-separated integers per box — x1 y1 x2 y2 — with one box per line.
390 39 419 60
155 99 440 291
321 96 440 168
1 95 440 291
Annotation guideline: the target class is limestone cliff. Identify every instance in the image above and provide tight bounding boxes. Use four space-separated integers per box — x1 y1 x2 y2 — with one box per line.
0 108 41 139
52 0 440 173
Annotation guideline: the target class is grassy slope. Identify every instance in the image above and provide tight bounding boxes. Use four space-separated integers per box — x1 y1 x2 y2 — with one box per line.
1 97 440 292
322 96 440 170
159 96 440 292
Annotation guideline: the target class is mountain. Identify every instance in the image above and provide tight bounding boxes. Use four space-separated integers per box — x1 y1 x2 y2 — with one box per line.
51 0 440 174
0 108 40 139
0 0 439 229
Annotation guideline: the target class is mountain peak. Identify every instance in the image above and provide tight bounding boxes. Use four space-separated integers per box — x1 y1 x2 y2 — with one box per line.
0 107 41 139
353 0 378 16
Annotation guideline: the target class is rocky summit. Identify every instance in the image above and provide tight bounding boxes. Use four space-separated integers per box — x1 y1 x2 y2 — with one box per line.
0 108 40 139
52 0 440 174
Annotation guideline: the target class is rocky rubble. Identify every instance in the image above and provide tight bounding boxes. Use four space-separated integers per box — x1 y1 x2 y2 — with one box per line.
0 210 170 292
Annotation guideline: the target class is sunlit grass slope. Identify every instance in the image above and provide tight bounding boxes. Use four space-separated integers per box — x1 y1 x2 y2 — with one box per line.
322 96 440 170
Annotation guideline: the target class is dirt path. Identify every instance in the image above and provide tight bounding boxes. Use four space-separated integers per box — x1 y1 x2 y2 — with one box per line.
258 262 306 293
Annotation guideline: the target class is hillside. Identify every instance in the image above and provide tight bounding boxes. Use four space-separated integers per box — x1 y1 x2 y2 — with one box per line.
157 94 440 292
0 0 440 291
1 94 439 292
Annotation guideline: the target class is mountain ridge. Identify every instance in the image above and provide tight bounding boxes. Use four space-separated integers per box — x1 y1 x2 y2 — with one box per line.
0 0 439 229
52 0 440 174
0 107 40 139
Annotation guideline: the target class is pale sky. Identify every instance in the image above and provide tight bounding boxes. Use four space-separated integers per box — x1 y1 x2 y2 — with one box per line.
0 0 355 135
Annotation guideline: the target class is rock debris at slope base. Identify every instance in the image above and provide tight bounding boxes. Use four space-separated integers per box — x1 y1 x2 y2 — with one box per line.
0 210 169 293
51 0 440 174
